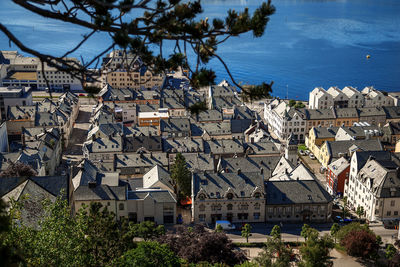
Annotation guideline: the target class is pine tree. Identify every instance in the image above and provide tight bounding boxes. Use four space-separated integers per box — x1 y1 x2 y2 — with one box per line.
170 153 192 199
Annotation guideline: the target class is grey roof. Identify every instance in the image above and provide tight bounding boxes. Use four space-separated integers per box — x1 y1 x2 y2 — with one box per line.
182 153 214 172
163 138 204 153
198 121 232 136
98 123 124 137
353 151 395 171
210 85 237 97
197 110 223 122
231 119 252 134
124 136 162 152
266 180 332 205
234 106 255 120
219 156 281 178
193 171 264 199
7 105 36 120
204 139 244 155
335 108 358 118
245 141 280 155
0 175 68 199
124 125 159 137
115 153 168 174
161 97 185 109
120 178 143 191
211 96 242 109
358 159 400 198
99 87 135 101
383 106 400 120
137 103 160 113
305 109 335 120
160 118 191 134
127 189 176 203
326 139 383 158
383 122 400 136
74 185 126 201
358 107 386 117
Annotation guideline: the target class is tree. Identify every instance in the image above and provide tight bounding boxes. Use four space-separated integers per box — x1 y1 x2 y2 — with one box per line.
253 237 292 267
299 233 334 267
270 225 281 240
114 241 180 267
160 225 247 265
336 222 372 243
301 224 318 241
241 82 273 103
242 223 252 243
294 101 305 108
215 224 224 233
288 99 296 107
330 223 340 243
84 86 102 97
340 228 378 258
0 161 37 177
170 153 192 198
189 100 207 115
356 206 364 218
129 221 165 241
386 244 397 260
0 0 276 94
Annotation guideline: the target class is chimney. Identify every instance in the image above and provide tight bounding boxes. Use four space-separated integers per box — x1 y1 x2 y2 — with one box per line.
88 181 96 189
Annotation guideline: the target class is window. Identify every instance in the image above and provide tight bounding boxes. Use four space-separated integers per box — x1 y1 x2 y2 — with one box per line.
199 214 206 221
254 213 260 220
395 211 398 216
391 200 395 207
199 204 205 212
227 204 233 210
268 207 273 213
119 203 124 210
254 203 261 210
387 211 391 216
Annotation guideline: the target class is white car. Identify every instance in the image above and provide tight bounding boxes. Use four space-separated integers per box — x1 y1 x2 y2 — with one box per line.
299 150 305 156
309 153 316 159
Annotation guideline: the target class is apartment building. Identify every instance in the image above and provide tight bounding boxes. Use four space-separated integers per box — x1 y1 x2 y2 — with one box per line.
345 154 400 222
101 50 165 90
192 171 265 224
326 157 350 196
0 86 33 120
309 86 394 109
264 99 307 142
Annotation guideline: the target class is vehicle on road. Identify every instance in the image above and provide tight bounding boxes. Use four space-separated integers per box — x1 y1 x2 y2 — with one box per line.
79 93 85 96
383 220 398 229
305 150 310 155
309 153 316 159
334 215 352 224
215 220 236 230
299 150 305 156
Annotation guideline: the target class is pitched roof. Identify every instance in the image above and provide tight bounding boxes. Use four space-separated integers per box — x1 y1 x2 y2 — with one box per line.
74 185 126 201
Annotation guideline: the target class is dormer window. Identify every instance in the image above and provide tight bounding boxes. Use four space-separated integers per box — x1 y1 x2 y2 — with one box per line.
227 193 233 200
254 192 261 199
198 194 205 200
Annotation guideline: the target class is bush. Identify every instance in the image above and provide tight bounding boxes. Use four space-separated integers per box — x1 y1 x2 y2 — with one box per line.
340 229 378 258
336 222 371 242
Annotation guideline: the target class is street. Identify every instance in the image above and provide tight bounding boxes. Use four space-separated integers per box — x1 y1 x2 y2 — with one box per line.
62 104 92 165
225 222 398 244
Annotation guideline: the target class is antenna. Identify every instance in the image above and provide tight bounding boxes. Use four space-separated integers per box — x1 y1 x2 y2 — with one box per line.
286 85 288 100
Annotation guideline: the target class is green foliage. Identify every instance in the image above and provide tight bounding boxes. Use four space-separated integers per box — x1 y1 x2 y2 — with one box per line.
253 237 292 267
129 221 165 241
336 222 372 243
189 100 207 115
356 206 364 218
294 101 305 108
84 86 101 97
270 225 281 240
386 244 397 260
171 153 192 198
241 224 252 243
215 224 224 233
191 68 216 88
299 228 334 267
288 99 296 107
114 241 180 267
241 82 273 103
330 223 340 243
301 224 318 241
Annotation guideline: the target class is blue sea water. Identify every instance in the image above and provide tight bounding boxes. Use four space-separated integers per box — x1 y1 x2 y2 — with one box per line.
0 0 399 99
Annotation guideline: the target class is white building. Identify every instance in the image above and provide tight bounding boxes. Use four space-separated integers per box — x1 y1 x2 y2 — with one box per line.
361 86 394 108
264 99 307 142
344 151 400 222
342 86 364 108
327 86 349 108
308 87 333 109
0 86 33 120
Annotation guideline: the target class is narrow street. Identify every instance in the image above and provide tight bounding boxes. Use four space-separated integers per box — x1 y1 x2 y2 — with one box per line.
63 104 93 165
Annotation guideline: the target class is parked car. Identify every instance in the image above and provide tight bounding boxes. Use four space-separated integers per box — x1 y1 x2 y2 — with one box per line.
309 153 316 159
334 215 352 224
79 93 85 96
384 220 398 229
305 150 310 155
299 150 305 156
215 220 236 230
